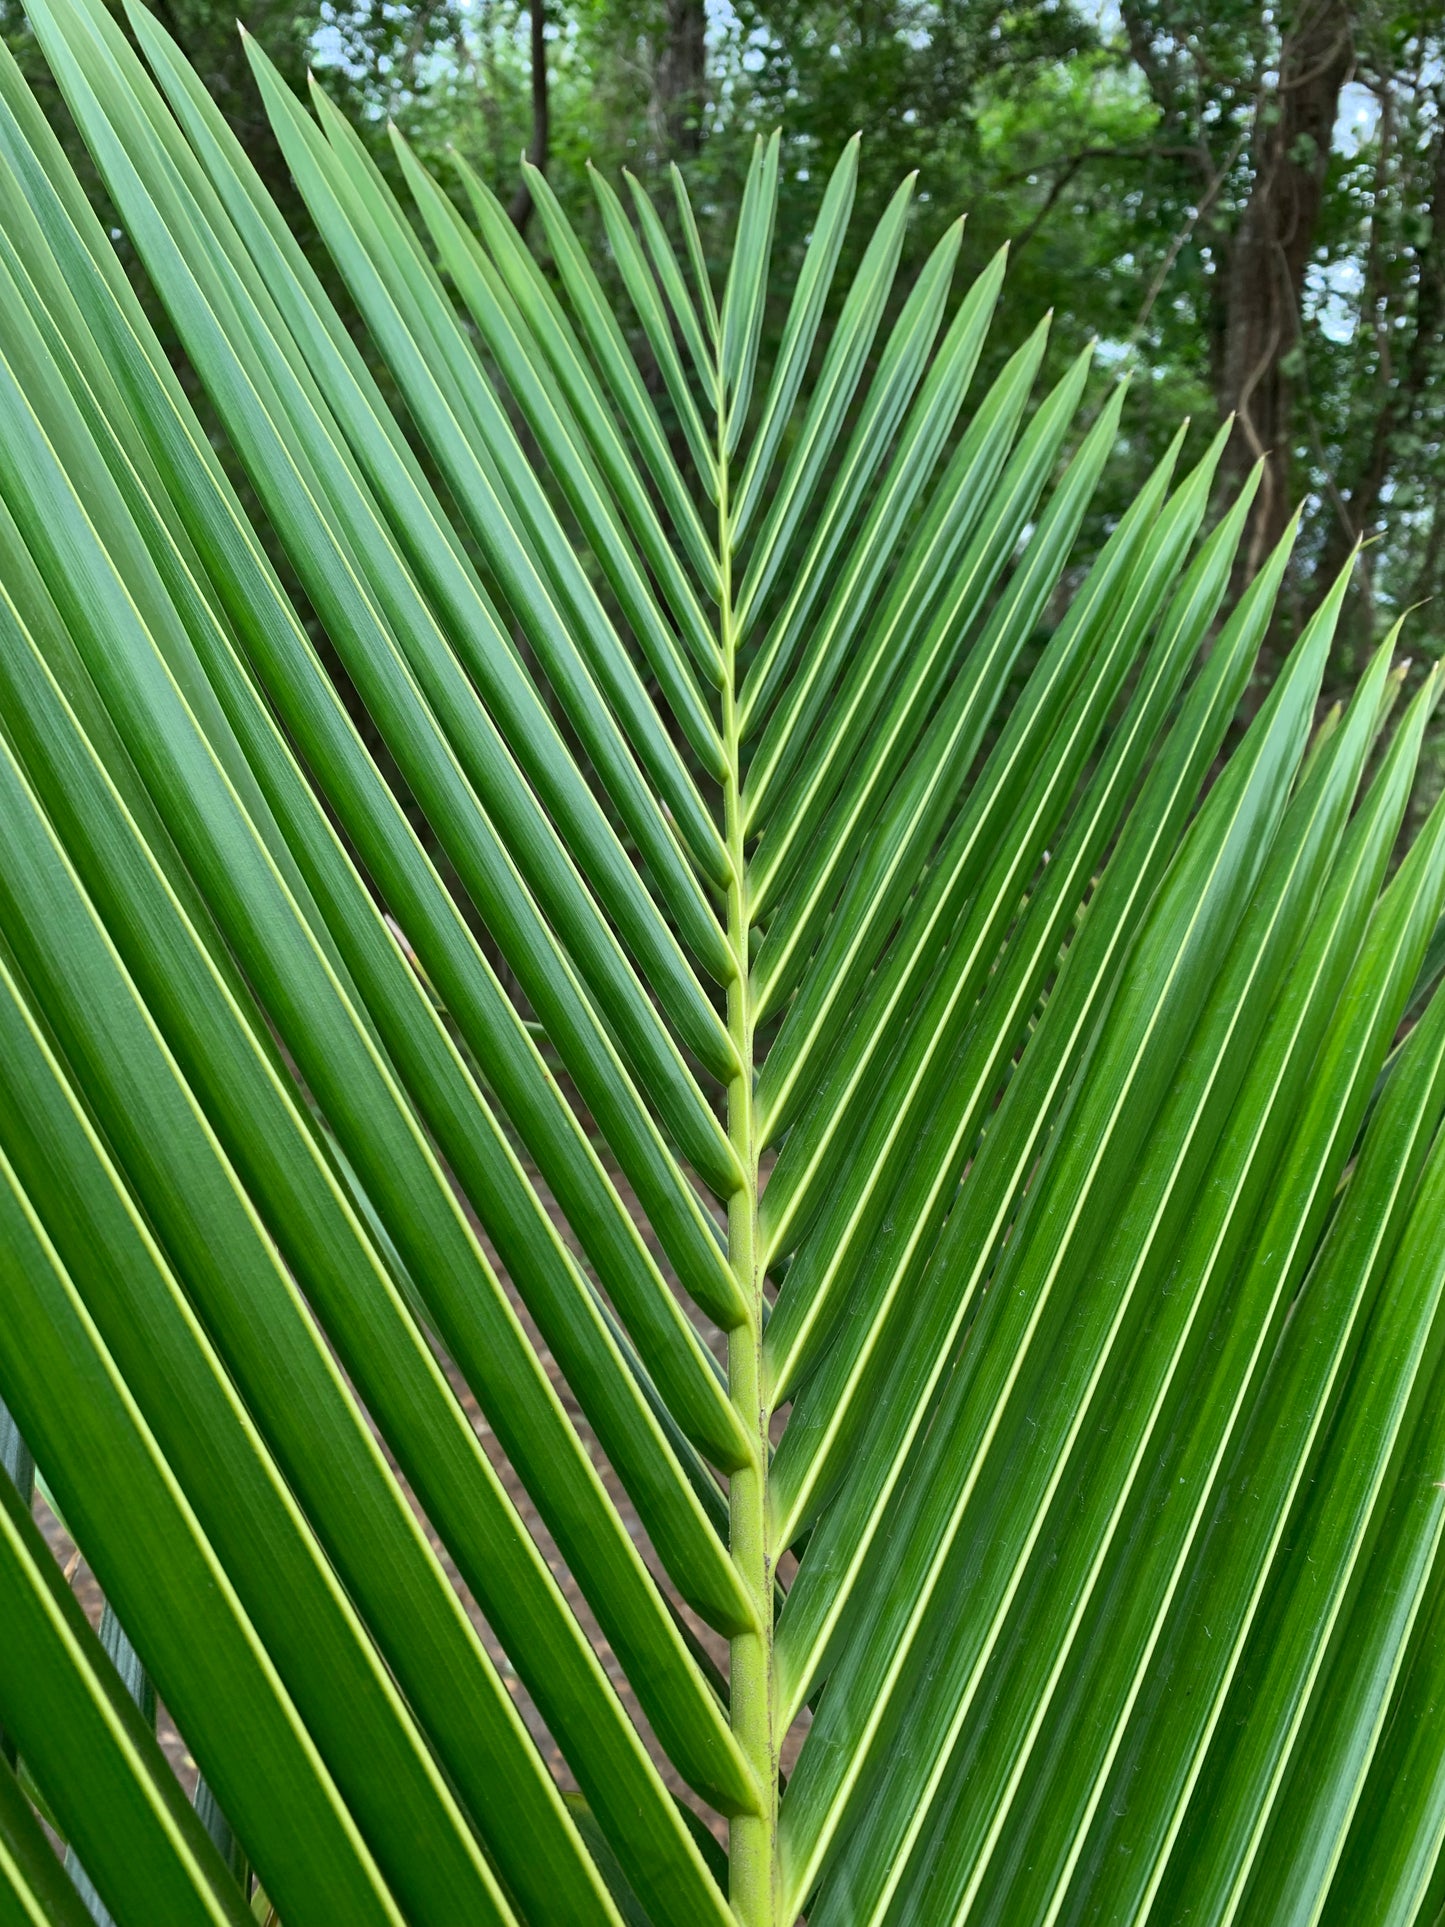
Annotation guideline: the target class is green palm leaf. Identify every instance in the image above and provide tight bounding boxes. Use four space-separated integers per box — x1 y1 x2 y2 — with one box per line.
0 7 1443 1923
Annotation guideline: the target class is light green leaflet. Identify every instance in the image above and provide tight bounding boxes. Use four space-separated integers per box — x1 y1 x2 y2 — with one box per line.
0 8 1442 1925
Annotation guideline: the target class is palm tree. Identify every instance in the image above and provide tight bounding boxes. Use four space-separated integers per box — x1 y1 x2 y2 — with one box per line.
0 2 1444 1921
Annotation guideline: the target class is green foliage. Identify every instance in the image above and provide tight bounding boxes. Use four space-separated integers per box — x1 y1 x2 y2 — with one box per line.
2 5 1445 1926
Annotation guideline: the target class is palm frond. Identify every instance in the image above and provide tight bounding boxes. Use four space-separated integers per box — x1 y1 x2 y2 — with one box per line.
1 6 1444 1924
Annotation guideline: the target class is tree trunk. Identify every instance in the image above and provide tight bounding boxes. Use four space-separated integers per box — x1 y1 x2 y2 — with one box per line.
1317 80 1445 597
508 0 549 234
653 0 707 157
1217 0 1354 580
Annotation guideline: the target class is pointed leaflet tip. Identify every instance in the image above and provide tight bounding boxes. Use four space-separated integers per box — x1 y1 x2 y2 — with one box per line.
1197 414 1242 471
1024 306 1055 354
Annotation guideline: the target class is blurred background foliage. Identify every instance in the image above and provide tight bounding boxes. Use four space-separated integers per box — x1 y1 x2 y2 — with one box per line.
5 0 1443 818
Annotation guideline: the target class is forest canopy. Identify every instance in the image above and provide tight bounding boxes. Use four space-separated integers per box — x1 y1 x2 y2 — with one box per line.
10 0 1440 791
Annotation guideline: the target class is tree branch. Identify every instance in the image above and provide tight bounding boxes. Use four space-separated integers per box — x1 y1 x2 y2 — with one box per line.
1008 145 1208 257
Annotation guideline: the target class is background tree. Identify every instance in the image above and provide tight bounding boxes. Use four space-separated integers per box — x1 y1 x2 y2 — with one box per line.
984 3 1445 682
4 0 1443 809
